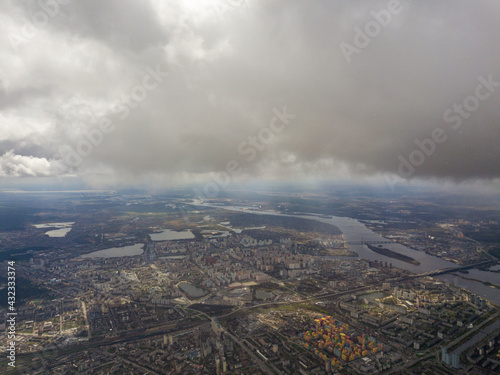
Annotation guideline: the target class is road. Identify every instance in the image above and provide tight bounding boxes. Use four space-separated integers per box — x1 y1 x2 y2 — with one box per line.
95 348 163 375
217 285 373 319
215 260 497 318
425 260 497 277
192 308 279 375
447 310 500 353
79 299 90 339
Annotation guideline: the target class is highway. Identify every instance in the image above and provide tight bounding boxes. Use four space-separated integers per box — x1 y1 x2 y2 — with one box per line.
188 308 278 375
218 260 498 318
215 260 499 319
217 285 374 319
425 260 497 277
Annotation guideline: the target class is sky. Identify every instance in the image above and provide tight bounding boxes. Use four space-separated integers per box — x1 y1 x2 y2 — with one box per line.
1 0 500 191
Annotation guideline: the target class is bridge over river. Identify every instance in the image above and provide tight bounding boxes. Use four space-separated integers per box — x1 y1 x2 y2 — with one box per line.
423 260 497 277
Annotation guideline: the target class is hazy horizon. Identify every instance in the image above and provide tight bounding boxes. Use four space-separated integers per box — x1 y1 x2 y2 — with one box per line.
1 0 500 192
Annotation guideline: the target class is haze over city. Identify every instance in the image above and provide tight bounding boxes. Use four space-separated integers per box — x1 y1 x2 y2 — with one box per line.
1 1 500 375
1 0 500 191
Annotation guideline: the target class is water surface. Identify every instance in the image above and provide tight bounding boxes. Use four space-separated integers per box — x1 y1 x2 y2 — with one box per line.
195 202 500 305
80 243 144 258
150 229 195 241
178 282 208 297
34 222 74 237
255 289 274 300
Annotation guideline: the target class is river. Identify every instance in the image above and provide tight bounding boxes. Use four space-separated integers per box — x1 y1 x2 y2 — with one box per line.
194 202 500 305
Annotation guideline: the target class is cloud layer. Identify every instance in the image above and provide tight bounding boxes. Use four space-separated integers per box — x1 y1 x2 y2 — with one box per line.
1 0 500 186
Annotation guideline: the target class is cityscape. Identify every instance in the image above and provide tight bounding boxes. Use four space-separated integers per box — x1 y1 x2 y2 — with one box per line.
0 187 499 374
1 0 500 374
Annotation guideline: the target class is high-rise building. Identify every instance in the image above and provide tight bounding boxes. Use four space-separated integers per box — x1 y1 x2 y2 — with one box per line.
216 358 221 375
441 347 451 365
441 347 460 369
451 353 460 369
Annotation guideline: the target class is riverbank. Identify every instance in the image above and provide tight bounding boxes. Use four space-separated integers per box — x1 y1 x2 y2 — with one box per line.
190 201 500 305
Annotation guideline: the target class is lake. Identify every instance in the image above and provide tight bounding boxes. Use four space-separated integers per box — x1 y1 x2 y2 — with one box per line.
34 222 74 237
150 229 195 241
80 243 144 258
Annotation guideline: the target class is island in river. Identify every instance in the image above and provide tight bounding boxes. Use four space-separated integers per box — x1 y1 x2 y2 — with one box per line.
366 244 421 265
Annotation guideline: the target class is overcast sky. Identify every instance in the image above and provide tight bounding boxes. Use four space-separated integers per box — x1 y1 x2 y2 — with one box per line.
1 0 499 189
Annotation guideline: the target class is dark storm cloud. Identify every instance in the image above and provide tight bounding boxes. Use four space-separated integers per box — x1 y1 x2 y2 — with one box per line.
0 0 499 183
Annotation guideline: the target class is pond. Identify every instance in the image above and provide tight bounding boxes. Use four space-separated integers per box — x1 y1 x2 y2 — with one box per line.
150 229 195 241
255 289 274 300
80 243 144 258
178 282 208 298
